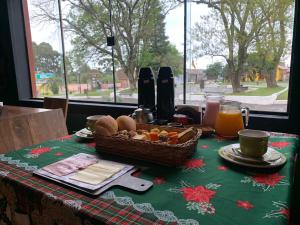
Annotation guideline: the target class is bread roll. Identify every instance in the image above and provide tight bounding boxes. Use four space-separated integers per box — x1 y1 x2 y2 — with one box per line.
95 115 118 136
116 116 136 131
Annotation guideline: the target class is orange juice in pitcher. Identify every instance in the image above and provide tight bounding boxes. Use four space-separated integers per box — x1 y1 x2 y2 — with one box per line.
215 102 249 138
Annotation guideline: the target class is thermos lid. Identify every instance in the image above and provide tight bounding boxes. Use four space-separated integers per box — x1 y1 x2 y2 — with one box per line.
158 67 173 79
139 67 154 79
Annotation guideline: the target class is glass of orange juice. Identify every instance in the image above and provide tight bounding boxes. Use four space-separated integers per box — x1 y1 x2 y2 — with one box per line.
215 101 249 138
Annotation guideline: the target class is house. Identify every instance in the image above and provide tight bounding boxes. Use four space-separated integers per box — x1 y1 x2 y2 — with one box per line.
116 69 130 89
186 69 207 83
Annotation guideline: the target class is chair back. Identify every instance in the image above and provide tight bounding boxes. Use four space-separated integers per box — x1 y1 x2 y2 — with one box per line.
43 97 68 119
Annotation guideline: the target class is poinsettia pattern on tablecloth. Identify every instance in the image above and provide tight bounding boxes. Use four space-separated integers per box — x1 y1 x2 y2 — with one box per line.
182 158 206 172
168 181 221 215
264 201 289 221
241 172 289 192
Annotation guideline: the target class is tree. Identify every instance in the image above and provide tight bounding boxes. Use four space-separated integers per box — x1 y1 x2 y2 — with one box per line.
45 76 62 94
192 0 267 92
252 0 294 87
191 0 293 92
205 62 224 80
32 42 62 75
32 42 64 95
32 0 180 89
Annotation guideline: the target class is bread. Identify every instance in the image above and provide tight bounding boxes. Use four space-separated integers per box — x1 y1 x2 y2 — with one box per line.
95 115 118 136
116 116 136 131
178 127 195 143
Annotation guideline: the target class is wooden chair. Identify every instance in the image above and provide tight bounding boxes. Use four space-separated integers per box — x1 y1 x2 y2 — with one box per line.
43 97 68 119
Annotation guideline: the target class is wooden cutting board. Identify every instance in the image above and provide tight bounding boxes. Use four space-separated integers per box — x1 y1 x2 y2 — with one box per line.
35 168 153 196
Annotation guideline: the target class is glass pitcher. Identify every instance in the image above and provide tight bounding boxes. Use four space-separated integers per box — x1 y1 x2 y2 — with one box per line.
215 101 249 138
202 94 224 128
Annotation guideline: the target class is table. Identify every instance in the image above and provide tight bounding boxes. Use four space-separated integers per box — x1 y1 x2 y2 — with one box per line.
0 105 68 153
0 133 298 225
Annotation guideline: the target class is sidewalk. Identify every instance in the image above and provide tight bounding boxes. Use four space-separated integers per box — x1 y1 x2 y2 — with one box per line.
181 87 288 105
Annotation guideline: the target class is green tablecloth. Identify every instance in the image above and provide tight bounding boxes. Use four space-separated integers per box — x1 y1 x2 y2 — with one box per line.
0 133 298 225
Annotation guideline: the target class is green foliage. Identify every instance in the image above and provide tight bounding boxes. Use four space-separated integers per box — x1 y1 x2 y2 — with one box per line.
277 90 288 100
32 42 62 75
205 62 224 80
192 0 294 91
43 75 63 95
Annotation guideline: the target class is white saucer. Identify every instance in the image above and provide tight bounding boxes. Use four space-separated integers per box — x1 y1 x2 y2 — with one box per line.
218 144 286 168
75 128 94 139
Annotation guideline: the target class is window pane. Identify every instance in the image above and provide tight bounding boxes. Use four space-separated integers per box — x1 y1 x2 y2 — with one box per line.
187 0 295 112
112 0 184 104
61 1 114 102
27 0 66 98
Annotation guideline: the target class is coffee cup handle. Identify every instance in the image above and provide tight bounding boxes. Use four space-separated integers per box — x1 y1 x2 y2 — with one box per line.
241 107 250 127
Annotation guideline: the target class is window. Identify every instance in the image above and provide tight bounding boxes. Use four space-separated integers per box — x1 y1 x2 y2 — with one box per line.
186 0 295 113
22 0 299 116
26 0 184 104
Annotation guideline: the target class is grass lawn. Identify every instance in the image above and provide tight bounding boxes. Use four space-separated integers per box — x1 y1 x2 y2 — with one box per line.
277 90 288 100
73 90 111 97
228 86 285 96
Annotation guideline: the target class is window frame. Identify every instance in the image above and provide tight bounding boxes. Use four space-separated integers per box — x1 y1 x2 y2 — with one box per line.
3 0 300 134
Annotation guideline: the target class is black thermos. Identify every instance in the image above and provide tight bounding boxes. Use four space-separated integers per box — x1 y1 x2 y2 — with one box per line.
138 67 155 111
157 67 175 121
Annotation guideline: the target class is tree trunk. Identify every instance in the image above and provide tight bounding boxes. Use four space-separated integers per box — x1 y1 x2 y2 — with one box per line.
265 69 278 88
231 73 241 93
228 64 241 93
125 65 137 90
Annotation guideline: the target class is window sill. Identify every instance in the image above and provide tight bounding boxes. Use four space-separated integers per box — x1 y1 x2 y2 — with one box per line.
17 98 295 134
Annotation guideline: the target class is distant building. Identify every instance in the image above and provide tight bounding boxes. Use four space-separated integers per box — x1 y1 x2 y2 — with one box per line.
276 64 290 81
186 69 207 83
116 69 130 88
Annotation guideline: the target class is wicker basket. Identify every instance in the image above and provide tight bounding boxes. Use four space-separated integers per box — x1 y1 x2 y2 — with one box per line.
95 124 202 166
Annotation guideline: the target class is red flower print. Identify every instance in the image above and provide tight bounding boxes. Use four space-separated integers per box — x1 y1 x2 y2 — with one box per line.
57 135 72 140
30 147 51 155
280 208 290 219
184 159 205 169
218 165 228 171
237 201 254 210
252 173 284 186
201 145 209 149
181 186 216 203
153 176 166 185
86 142 96 148
54 152 63 156
270 142 289 148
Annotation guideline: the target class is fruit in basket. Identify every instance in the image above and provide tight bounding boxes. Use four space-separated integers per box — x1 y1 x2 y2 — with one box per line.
159 130 168 142
168 133 178 144
150 128 160 133
95 115 118 136
167 132 178 137
117 115 136 131
149 132 159 141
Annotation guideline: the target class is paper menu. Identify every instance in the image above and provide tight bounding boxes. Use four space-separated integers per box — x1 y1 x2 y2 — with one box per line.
42 154 98 176
69 162 125 185
34 153 134 191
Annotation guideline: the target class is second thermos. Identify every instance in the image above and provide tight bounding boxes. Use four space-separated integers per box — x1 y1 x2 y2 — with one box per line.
157 66 175 121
